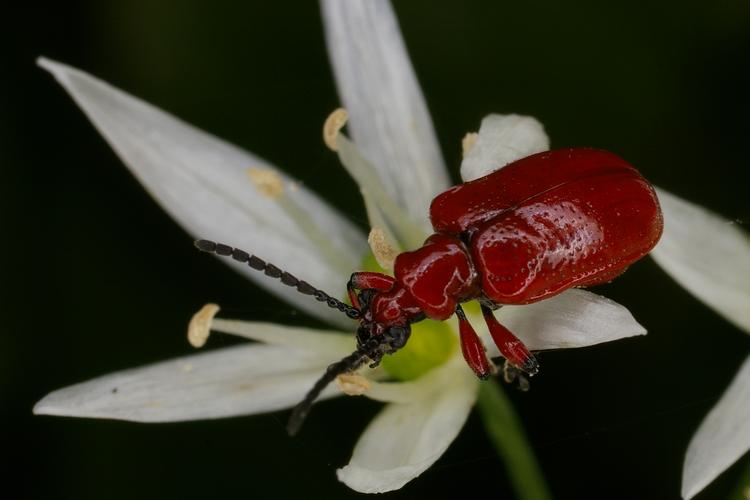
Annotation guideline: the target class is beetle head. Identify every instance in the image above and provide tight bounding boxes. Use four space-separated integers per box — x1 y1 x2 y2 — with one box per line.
355 288 412 364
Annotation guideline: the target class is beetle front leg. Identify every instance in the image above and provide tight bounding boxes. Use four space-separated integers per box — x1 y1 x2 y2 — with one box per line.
481 304 539 376
347 272 396 309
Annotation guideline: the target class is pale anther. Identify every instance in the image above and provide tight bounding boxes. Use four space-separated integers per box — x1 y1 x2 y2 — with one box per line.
462 132 478 157
247 167 284 199
323 107 348 151
368 227 399 271
188 303 220 348
336 373 371 396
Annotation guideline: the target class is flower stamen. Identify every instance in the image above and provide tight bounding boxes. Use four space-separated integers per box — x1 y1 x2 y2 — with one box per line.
336 373 371 396
187 303 220 348
368 227 399 271
335 134 427 250
323 107 349 151
462 132 478 157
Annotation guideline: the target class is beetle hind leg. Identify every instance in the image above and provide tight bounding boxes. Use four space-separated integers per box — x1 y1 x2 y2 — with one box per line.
481 304 539 376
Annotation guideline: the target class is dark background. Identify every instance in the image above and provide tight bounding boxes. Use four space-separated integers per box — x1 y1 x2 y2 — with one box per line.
3 1 749 499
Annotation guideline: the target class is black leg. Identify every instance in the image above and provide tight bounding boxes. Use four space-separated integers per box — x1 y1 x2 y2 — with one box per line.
478 295 501 311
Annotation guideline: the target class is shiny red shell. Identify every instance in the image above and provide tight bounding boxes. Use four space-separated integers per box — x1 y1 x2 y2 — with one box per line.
430 148 664 305
370 148 663 326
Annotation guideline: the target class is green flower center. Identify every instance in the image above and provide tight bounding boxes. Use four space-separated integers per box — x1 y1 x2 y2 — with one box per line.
358 252 457 381
382 318 456 380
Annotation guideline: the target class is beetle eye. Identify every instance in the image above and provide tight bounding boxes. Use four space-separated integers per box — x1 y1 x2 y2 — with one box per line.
386 325 410 349
356 325 371 347
357 289 376 311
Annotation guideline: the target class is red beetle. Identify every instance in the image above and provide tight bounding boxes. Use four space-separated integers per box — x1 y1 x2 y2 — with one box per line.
196 147 663 434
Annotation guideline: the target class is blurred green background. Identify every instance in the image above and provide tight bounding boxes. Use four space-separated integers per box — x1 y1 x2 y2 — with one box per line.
3 1 749 499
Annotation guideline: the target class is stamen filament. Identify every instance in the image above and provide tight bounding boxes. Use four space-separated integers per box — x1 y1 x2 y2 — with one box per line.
336 135 427 249
361 188 402 257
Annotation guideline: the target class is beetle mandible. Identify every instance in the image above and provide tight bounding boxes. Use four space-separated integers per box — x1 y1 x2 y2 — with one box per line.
196 147 664 434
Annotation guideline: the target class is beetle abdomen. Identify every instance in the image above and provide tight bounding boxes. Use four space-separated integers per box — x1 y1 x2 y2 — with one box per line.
470 172 662 304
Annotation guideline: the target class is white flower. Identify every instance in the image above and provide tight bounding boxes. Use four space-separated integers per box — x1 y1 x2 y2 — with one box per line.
680 355 750 499
32 0 749 495
649 191 750 499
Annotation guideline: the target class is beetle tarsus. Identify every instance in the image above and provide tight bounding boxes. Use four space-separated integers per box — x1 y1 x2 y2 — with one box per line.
519 355 540 377
492 357 532 391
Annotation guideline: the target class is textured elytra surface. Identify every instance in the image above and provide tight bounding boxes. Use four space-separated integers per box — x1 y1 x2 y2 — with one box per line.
431 148 663 305
431 148 638 234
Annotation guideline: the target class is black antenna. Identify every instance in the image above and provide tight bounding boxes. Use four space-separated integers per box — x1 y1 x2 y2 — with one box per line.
194 239 360 319
286 346 376 436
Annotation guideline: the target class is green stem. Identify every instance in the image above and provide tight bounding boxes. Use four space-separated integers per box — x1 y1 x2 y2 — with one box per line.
477 379 552 500
728 456 750 500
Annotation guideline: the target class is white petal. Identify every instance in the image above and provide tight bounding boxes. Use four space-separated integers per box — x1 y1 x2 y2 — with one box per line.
460 114 550 182
210 319 354 356
337 359 477 492
682 355 750 499
39 57 366 327
34 344 343 422
651 188 750 333
497 289 646 352
364 354 474 404
321 0 450 231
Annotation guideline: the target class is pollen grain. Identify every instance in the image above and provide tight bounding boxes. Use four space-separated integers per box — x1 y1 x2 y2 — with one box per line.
247 167 284 199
